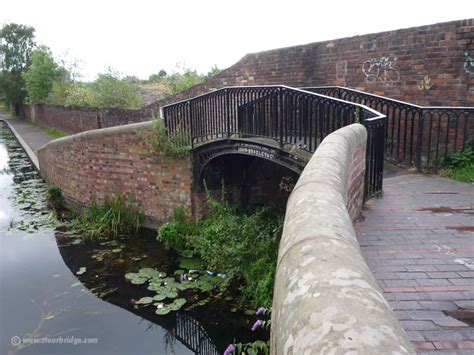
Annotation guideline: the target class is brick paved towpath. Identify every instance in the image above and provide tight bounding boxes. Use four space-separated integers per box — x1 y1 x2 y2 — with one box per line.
357 172 474 354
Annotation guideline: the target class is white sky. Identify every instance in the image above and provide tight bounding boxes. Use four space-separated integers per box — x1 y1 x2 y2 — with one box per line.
1 0 473 81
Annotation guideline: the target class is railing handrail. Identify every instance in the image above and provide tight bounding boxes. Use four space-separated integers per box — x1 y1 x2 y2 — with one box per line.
161 85 386 122
302 86 474 110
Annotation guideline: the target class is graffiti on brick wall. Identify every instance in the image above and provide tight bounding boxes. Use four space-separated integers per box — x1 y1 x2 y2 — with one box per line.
362 55 400 83
465 52 474 74
417 75 433 91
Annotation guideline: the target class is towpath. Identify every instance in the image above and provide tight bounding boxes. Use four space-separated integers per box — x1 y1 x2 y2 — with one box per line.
357 173 474 354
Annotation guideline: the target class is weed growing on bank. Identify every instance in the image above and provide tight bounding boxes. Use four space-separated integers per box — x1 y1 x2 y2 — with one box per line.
439 146 474 183
157 199 283 308
72 195 144 240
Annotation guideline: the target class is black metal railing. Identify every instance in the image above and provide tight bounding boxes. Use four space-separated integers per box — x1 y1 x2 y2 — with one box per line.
162 85 386 198
303 86 474 170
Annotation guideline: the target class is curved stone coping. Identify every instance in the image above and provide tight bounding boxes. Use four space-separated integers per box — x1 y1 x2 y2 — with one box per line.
271 124 414 354
37 121 153 152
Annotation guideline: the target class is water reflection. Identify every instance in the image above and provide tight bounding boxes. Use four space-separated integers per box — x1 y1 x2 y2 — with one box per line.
0 122 197 354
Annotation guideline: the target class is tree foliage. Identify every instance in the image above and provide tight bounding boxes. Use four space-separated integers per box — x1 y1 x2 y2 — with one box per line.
23 46 68 104
90 71 144 108
0 23 36 110
146 65 221 96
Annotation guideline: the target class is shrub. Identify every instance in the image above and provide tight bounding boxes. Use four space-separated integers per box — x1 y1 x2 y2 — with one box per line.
90 71 144 109
439 147 474 183
146 116 191 158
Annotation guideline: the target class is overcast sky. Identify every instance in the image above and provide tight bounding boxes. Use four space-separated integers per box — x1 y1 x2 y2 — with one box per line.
1 0 473 81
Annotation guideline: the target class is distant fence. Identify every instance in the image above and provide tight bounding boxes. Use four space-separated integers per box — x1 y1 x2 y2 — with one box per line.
304 86 474 170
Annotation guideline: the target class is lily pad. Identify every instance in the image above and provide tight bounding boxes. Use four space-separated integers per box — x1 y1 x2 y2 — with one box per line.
147 282 162 291
136 297 154 305
175 282 194 291
155 308 171 315
76 267 87 275
174 269 185 276
138 268 162 278
245 309 255 316
173 298 186 307
153 294 167 301
155 304 171 315
112 248 122 253
165 290 178 299
130 278 147 285
125 273 138 280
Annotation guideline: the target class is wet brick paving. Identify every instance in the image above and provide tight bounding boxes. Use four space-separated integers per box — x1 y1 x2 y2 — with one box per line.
356 173 474 354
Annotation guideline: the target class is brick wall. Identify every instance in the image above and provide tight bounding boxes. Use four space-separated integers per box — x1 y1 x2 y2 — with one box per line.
154 19 473 108
20 104 154 135
37 122 194 227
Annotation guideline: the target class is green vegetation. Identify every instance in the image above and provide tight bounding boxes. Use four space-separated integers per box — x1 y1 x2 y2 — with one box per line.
46 185 64 207
0 23 36 113
439 147 474 183
1 23 221 111
22 46 69 104
86 70 144 108
43 68 145 109
125 266 226 315
158 199 283 307
146 116 191 157
146 65 221 97
72 195 144 240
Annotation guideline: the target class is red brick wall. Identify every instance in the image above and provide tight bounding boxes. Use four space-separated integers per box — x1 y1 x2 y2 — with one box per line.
154 19 473 108
37 122 194 226
19 104 153 134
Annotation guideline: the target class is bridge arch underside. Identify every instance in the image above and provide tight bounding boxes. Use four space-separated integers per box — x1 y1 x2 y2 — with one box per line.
193 141 304 210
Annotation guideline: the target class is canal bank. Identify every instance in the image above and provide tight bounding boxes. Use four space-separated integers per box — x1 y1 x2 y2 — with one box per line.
0 108 53 170
0 115 260 354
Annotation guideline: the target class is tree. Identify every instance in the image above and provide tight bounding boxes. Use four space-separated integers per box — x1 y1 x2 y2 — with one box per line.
205 65 221 79
148 69 168 83
23 46 69 104
91 70 144 109
0 23 36 112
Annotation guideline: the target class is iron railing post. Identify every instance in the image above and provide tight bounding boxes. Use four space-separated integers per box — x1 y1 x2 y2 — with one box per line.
278 87 284 147
225 89 230 139
187 101 193 149
415 108 424 170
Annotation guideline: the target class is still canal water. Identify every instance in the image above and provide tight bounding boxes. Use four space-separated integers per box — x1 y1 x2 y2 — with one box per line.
0 122 255 355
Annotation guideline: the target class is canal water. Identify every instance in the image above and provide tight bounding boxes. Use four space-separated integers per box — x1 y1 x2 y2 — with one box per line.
0 122 256 355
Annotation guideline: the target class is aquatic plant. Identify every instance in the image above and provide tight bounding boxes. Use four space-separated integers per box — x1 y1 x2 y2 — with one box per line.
125 265 226 315
72 195 144 240
157 199 283 307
